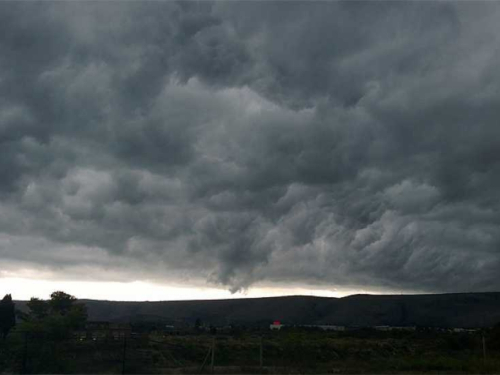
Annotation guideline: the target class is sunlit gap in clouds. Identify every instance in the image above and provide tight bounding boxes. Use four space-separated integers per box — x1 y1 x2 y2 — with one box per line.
1 275 373 302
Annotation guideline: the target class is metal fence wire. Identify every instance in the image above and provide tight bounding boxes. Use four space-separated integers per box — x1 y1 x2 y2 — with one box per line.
0 332 272 374
1 329 497 374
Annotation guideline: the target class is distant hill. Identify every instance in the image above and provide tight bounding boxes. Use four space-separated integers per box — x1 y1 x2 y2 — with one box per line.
15 292 500 328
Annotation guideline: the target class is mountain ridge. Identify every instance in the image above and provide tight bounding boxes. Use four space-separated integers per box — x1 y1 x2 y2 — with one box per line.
13 292 500 328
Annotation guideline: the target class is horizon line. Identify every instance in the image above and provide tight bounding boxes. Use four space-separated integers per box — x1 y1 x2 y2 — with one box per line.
12 290 500 303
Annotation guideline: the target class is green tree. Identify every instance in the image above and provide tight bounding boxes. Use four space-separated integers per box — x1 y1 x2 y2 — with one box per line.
12 291 88 373
49 291 77 316
20 291 87 338
65 302 87 330
26 298 49 320
0 294 16 339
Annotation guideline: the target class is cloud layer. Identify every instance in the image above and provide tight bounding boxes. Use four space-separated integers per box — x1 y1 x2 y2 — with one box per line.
1 2 500 293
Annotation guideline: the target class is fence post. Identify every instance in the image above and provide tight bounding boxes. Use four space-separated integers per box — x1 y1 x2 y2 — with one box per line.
199 345 211 373
259 336 263 369
482 333 487 364
210 337 215 374
21 332 28 374
122 336 127 375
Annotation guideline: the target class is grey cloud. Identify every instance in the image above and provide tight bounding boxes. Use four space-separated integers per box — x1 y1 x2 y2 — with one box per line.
213 1 460 107
1 2 500 294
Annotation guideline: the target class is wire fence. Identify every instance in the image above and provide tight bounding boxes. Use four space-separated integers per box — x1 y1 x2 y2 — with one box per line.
1 329 498 374
0 332 277 374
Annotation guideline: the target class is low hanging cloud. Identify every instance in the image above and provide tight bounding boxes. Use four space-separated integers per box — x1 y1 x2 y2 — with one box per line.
1 2 500 294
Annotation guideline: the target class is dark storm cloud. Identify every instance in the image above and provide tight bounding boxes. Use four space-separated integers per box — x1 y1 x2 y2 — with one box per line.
1 1 500 293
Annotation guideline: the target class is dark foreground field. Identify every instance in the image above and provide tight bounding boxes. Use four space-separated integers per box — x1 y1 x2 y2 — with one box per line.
2 328 500 374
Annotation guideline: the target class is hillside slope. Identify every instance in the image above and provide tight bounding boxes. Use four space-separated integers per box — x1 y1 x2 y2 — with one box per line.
15 292 500 328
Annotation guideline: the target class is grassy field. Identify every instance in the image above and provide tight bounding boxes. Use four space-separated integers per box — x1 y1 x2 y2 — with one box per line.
148 329 500 374
2 328 500 374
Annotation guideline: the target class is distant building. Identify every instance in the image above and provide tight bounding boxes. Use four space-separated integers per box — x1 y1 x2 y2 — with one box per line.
452 328 478 333
374 326 416 331
77 321 132 340
270 321 283 330
316 325 345 331
300 325 345 331
219 325 234 333
393 326 416 331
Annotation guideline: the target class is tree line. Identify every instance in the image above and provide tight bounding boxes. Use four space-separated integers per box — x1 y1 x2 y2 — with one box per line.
0 291 87 339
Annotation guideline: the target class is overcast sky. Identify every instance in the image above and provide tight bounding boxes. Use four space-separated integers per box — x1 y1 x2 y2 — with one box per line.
1 1 500 301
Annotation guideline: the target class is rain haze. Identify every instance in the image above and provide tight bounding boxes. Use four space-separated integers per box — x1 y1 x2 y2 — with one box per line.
1 1 500 301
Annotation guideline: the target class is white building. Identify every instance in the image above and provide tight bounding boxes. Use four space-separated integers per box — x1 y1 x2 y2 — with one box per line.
270 321 283 330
